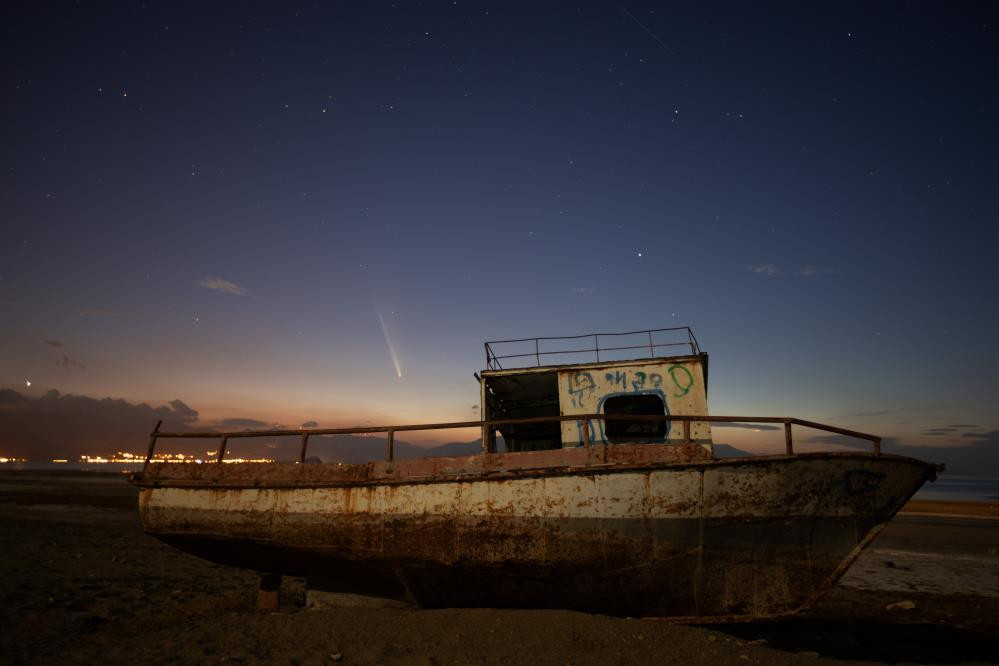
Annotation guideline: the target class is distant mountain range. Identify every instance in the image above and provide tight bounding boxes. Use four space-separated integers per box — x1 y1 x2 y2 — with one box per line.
305 434 480 464
306 436 754 464
801 433 999 478
1 388 994 477
711 444 753 458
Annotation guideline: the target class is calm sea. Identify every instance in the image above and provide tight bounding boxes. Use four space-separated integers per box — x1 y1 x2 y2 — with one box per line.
914 475 999 503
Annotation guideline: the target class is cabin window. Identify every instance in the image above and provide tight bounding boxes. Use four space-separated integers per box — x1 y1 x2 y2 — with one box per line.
603 394 668 444
483 372 561 452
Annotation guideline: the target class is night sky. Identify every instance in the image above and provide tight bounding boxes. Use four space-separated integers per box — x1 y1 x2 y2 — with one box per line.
2 2 997 462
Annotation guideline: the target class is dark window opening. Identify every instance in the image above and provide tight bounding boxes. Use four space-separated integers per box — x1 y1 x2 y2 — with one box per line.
483 372 561 452
604 394 668 444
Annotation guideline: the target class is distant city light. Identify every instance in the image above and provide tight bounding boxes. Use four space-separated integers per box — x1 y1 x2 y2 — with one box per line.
3 452 278 465
78 451 275 464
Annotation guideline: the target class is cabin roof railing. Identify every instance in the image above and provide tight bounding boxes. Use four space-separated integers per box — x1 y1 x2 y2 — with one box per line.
483 327 701 370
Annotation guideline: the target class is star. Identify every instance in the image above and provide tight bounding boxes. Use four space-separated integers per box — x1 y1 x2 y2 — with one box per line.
637 252 643 257
25 379 31 387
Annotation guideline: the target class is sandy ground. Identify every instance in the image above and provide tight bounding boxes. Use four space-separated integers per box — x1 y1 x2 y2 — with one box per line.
1 471 997 665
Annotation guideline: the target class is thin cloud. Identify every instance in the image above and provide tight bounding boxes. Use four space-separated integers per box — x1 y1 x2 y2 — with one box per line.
795 265 840 277
711 422 780 431
301 420 319 428
43 339 64 347
167 399 199 422
79 308 124 318
833 405 945 419
921 424 981 436
218 417 272 429
748 264 841 278
55 354 86 369
199 277 246 296
748 264 780 276
806 434 901 449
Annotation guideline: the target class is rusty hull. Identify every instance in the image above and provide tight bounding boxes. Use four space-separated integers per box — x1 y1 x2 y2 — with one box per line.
131 445 939 619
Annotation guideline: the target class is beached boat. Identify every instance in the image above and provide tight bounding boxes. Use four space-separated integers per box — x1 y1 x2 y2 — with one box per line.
130 328 941 620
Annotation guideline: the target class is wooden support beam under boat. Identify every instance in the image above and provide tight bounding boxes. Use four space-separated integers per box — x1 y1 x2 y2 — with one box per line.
256 573 281 611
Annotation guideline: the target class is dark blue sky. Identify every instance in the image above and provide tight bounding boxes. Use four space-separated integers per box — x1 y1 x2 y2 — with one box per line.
2 2 997 453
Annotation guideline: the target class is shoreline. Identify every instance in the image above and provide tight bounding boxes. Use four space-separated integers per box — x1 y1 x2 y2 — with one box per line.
900 499 999 519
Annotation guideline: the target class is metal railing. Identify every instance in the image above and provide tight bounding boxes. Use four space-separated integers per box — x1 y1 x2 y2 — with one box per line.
142 414 881 470
484 327 701 370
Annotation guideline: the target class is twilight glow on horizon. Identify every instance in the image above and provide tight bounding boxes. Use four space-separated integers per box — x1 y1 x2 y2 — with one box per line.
1 3 997 466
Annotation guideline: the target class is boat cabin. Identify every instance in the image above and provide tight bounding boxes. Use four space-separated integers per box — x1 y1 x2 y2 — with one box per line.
480 328 712 452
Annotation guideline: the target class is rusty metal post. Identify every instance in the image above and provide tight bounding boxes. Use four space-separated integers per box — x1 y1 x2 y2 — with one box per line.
581 418 591 447
535 338 540 367
144 420 163 465
784 420 793 455
682 418 690 443
256 573 281 611
594 334 600 361
386 430 394 462
648 330 655 358
298 433 309 463
216 436 228 463
481 422 490 454
872 437 882 456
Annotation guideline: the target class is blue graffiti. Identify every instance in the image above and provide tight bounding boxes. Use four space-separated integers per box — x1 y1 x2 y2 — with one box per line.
567 371 596 407
588 388 671 445
604 370 628 390
601 369 665 393
574 418 597 445
631 371 647 391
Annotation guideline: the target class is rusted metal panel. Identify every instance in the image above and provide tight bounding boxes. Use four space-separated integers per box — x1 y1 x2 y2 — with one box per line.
135 451 939 618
